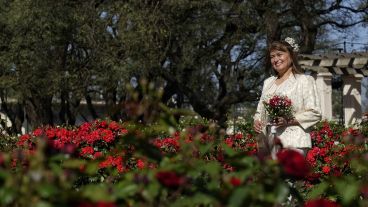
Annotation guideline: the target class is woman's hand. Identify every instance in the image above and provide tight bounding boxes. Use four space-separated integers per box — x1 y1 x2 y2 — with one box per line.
253 120 264 134
273 117 299 127
273 117 288 127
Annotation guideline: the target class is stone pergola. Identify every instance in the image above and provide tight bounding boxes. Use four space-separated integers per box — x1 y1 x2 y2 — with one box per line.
298 52 368 126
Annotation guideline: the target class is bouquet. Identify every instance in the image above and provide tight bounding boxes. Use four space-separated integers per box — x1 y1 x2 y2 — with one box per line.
263 95 294 122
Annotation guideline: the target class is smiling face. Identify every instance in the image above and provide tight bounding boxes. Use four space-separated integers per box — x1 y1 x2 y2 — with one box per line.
270 50 293 75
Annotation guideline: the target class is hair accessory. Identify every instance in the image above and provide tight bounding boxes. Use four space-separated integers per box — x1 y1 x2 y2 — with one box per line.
285 37 299 52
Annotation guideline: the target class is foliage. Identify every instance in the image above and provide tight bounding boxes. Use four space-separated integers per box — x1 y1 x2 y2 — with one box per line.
177 115 209 130
359 120 368 138
1 116 368 206
1 0 367 133
0 133 17 152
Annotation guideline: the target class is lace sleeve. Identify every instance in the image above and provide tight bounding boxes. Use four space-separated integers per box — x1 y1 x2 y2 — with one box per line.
294 75 322 130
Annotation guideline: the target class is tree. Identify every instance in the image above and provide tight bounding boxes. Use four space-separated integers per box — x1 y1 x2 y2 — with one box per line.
109 0 267 126
108 0 368 126
252 0 368 53
0 0 129 131
0 0 367 133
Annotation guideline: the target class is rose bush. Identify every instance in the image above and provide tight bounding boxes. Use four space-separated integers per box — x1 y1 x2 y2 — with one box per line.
1 116 368 206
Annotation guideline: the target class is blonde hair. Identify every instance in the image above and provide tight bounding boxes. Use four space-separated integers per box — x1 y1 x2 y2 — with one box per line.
268 41 303 75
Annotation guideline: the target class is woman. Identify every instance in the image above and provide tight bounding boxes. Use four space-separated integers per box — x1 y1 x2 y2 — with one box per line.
253 39 322 157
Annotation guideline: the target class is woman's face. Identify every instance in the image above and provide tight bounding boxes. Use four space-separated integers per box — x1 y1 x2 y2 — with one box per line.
270 50 292 74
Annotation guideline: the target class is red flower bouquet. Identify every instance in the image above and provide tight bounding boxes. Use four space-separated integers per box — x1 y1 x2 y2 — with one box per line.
263 95 294 122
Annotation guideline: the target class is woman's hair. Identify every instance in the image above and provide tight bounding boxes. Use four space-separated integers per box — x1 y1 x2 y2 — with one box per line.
268 40 303 75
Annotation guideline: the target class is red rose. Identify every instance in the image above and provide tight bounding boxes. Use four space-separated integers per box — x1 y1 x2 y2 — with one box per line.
235 133 243 139
79 164 86 173
306 172 321 182
361 185 368 198
108 121 120 131
304 198 340 207
230 177 242 187
33 128 43 137
16 134 31 146
93 151 103 159
0 153 4 166
319 148 327 157
80 146 94 157
97 120 108 128
156 171 186 188
136 159 145 169
323 156 332 163
61 143 77 154
100 129 114 143
277 149 310 179
322 166 330 174
225 138 234 147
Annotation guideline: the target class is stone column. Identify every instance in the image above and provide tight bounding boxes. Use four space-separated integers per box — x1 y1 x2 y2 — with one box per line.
313 72 333 121
342 74 363 126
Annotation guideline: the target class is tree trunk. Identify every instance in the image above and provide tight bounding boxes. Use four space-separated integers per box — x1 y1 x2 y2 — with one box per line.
24 95 54 128
85 94 98 120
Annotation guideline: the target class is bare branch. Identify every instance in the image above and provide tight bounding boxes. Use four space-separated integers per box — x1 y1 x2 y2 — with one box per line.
315 0 342 15
317 19 366 28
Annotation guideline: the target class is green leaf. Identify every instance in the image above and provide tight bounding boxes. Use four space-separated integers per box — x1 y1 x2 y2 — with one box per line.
34 201 52 207
37 184 58 198
199 143 213 154
273 183 290 203
114 182 139 198
308 182 328 199
81 184 115 202
85 162 100 175
62 159 86 169
334 178 359 205
228 187 248 207
222 143 237 157
201 162 221 178
0 188 15 205
142 182 160 203
171 193 216 207
350 159 368 174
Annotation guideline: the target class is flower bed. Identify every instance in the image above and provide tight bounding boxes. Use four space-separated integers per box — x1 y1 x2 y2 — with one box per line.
1 119 368 206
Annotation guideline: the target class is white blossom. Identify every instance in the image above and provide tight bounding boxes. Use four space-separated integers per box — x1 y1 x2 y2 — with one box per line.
285 37 299 52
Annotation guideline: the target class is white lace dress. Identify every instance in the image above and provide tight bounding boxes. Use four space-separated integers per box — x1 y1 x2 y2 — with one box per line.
253 73 322 149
